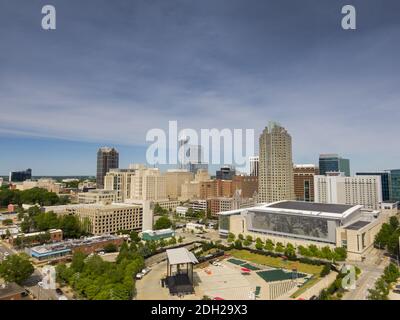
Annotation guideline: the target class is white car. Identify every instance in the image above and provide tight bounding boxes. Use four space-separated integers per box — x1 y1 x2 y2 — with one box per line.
38 282 44 288
4 252 9 257
136 273 143 280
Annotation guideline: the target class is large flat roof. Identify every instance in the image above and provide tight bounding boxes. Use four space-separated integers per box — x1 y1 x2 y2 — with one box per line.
219 200 363 220
345 220 372 230
266 201 353 214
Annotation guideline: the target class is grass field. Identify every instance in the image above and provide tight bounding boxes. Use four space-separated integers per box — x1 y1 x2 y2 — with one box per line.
228 249 325 298
228 249 324 275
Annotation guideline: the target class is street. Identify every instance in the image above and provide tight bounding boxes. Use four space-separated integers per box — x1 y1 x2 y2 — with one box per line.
342 248 388 300
0 240 59 300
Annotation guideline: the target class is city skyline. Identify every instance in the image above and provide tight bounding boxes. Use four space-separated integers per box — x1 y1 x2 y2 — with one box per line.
1 1 400 175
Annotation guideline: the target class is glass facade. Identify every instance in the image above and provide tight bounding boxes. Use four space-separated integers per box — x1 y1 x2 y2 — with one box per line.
319 155 350 176
247 210 337 243
389 169 400 202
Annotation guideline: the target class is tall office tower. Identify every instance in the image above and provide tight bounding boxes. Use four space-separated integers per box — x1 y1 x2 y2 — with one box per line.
387 169 400 202
319 154 350 176
314 174 382 210
178 136 208 173
258 122 295 203
293 164 319 202
249 156 259 176
9 168 32 182
216 165 236 180
356 172 391 201
96 147 119 189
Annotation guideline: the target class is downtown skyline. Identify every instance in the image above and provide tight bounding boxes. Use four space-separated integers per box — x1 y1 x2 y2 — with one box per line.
1 0 400 175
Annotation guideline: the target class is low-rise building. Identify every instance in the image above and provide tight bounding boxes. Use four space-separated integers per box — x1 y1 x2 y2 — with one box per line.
77 189 117 204
28 234 125 262
141 229 175 241
0 282 26 300
43 203 144 235
9 229 63 246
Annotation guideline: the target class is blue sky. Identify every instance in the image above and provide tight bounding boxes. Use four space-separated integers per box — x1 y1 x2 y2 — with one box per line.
1 0 400 175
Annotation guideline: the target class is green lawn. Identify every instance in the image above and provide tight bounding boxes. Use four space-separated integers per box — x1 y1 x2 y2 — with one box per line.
228 249 323 275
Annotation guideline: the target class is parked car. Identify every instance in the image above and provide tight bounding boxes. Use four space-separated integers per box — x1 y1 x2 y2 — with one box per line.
393 289 400 294
136 273 144 280
55 288 63 296
310 295 318 300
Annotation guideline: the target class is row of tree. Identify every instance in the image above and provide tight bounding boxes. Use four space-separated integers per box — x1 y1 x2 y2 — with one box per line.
368 263 400 300
0 187 69 207
374 216 400 256
228 233 347 261
18 206 88 239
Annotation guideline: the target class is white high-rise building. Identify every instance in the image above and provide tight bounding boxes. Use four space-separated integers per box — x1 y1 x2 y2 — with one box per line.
314 174 382 210
258 122 294 203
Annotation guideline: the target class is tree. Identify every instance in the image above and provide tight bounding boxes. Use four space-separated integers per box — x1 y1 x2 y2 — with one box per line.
130 231 140 243
0 254 34 284
59 215 85 238
275 242 285 253
297 245 311 257
368 278 390 300
321 246 333 261
320 264 331 277
169 237 177 246
383 263 400 284
71 252 86 273
265 239 274 252
234 239 243 249
284 243 296 258
154 216 172 230
104 243 118 253
227 233 235 243
2 219 13 226
333 247 347 261
255 241 264 250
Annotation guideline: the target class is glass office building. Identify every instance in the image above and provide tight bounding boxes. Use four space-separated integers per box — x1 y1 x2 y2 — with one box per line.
389 169 400 203
319 154 350 176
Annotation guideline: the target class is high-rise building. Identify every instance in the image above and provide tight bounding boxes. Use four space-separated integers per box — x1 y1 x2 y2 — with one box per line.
249 156 259 176
104 168 136 202
9 168 32 183
388 169 400 203
319 154 350 176
258 122 294 203
178 137 208 173
314 174 382 210
356 172 391 201
216 166 236 180
96 147 119 189
293 164 319 202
